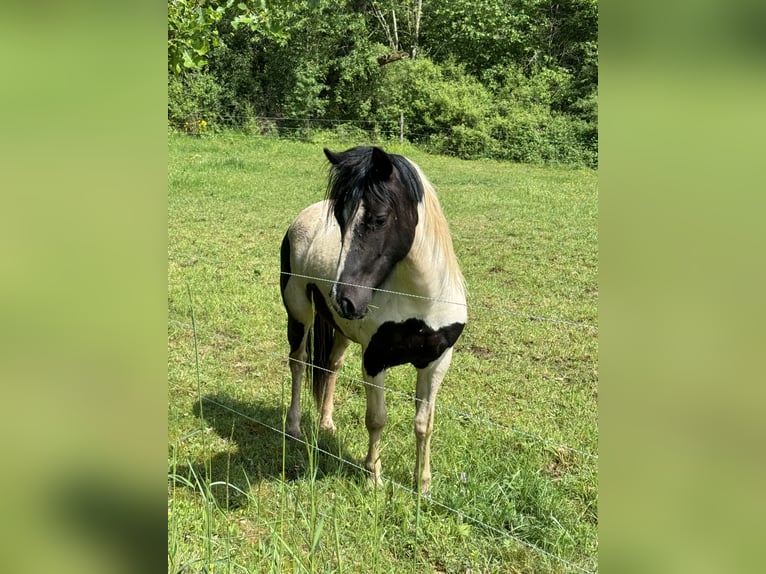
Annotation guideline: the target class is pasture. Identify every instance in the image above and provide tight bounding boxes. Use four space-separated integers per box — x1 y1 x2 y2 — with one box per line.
168 133 598 573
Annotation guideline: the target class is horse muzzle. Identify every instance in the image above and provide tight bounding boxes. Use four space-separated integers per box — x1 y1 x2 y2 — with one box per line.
330 284 369 320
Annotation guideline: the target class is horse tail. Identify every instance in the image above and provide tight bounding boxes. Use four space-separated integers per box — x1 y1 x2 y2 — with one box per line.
308 310 334 410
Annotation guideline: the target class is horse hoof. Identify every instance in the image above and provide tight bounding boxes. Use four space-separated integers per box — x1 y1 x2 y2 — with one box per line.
286 427 303 440
366 478 383 490
416 473 432 495
365 472 384 490
319 419 336 434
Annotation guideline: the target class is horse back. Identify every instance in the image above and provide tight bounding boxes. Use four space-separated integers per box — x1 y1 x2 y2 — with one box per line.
285 200 342 282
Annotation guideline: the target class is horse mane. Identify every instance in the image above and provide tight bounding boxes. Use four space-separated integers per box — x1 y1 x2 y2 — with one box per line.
325 147 423 230
408 160 466 298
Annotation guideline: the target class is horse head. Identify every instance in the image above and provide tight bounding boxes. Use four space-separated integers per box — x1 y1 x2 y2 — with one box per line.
324 146 423 320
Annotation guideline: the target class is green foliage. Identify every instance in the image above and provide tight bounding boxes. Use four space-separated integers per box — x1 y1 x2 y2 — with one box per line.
377 58 490 136
168 0 232 74
429 125 493 160
207 1 385 122
484 64 574 111
284 60 328 119
422 0 598 99
421 0 535 75
486 107 592 165
167 0 598 167
168 71 224 133
240 105 280 136
169 0 288 75
372 57 596 165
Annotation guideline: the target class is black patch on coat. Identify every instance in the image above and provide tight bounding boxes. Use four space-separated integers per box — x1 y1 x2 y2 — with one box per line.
307 283 347 338
280 233 305 352
363 319 465 377
286 315 305 353
279 232 291 297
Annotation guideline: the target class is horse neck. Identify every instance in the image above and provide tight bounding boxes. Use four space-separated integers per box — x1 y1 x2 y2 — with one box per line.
393 195 466 305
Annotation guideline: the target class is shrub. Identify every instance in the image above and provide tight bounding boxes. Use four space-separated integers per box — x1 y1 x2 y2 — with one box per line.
543 113 587 165
240 104 279 137
374 58 596 166
376 58 492 140
489 108 547 164
330 123 372 142
487 103 596 167
429 125 494 160
168 71 224 134
283 61 328 120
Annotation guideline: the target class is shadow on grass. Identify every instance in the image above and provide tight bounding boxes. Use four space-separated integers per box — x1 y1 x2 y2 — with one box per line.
170 393 361 508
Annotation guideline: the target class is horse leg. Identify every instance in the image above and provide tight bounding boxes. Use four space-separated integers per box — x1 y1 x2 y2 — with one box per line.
318 332 351 433
286 314 310 439
363 369 387 487
414 348 454 493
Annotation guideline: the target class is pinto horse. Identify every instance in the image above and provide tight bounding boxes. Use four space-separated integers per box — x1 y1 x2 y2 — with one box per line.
279 146 466 493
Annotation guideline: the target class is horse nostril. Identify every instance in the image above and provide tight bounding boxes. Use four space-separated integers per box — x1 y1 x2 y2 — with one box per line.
339 296 356 318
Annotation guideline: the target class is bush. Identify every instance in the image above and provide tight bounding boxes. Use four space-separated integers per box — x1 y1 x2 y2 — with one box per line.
543 114 589 165
168 72 224 134
429 125 495 160
376 58 497 158
241 106 279 137
489 109 546 163
170 49 597 166
488 107 596 167
374 58 596 166
330 123 372 142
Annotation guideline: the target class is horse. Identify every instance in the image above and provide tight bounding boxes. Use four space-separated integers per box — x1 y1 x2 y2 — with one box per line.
279 145 467 493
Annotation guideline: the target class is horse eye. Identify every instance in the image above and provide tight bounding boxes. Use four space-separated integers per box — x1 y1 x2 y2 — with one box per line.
364 213 387 229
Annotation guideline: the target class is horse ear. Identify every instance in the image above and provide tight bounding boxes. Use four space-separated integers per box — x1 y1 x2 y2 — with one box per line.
324 148 341 165
371 147 393 180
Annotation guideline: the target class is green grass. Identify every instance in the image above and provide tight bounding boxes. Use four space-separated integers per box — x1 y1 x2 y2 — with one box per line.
168 132 598 573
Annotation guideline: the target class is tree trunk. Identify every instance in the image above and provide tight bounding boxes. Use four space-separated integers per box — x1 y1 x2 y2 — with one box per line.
412 0 422 58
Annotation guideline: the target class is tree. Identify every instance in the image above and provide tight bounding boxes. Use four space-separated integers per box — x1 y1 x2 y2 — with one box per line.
168 0 285 74
420 0 536 75
168 0 231 74
368 0 424 61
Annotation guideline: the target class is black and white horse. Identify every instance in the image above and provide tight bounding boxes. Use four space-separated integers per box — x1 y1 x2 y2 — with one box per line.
279 146 466 493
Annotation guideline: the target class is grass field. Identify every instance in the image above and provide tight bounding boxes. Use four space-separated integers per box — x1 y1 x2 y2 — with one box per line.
168 132 598 573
